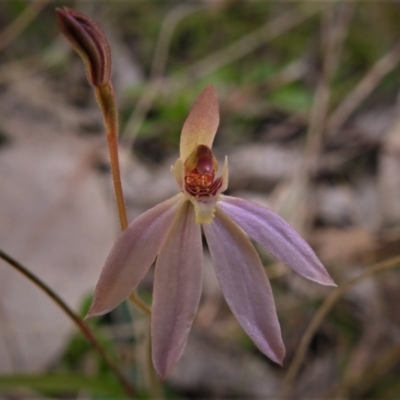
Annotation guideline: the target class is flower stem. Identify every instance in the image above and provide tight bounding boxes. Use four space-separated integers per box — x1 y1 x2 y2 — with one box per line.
95 83 128 231
0 248 135 398
129 292 151 316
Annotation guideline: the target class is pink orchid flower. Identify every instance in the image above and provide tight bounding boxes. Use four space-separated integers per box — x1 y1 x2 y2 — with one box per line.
87 85 336 380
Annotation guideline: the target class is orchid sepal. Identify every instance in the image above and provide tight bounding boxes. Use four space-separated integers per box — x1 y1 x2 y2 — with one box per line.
180 85 219 163
218 195 336 287
86 194 184 318
151 201 202 380
204 206 285 364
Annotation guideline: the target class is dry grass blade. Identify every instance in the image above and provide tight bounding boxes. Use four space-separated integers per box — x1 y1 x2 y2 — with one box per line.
123 4 203 141
280 255 400 400
305 2 354 160
274 4 353 232
124 5 318 143
150 4 204 80
327 39 400 135
170 6 318 91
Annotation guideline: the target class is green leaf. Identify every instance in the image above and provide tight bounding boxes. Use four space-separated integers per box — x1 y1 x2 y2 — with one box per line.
0 374 125 397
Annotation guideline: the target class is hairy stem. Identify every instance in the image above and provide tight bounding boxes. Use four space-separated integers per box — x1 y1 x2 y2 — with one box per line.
0 248 135 398
95 83 128 230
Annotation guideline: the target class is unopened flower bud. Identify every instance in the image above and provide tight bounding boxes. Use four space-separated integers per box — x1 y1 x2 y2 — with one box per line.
56 7 111 86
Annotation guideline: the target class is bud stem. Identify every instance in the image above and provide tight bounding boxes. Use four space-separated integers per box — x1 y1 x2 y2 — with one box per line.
95 83 128 231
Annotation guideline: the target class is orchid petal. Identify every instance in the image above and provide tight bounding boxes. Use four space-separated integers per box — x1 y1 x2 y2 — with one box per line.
87 194 184 317
152 201 202 380
203 207 285 365
218 195 336 286
180 85 219 162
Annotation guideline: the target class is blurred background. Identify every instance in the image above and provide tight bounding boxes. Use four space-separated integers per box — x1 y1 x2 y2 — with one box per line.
0 0 400 398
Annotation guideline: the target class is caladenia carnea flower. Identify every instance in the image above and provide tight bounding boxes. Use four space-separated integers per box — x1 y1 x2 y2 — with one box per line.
87 85 336 380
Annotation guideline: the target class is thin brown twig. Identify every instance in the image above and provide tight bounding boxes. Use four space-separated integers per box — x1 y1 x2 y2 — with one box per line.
0 248 135 398
327 39 400 135
305 2 354 162
280 255 400 400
